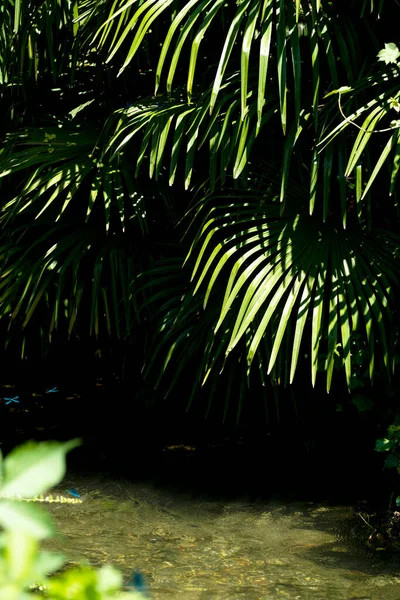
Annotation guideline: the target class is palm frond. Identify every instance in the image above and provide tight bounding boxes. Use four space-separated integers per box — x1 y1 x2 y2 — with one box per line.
185 190 400 391
0 0 80 86
0 121 150 234
139 252 278 420
316 65 400 223
88 0 355 134
0 118 175 342
0 223 138 340
360 0 385 17
106 81 280 189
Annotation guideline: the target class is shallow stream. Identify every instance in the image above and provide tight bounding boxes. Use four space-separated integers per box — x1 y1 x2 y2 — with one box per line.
43 473 400 600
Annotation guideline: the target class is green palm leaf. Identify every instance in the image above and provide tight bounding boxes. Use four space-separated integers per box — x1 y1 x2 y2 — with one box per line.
317 68 400 221
0 119 175 342
107 81 279 188
187 190 399 391
0 0 80 85
89 0 349 136
0 224 139 340
1 0 399 416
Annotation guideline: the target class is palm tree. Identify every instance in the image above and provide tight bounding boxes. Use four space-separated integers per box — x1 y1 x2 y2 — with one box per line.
0 0 399 417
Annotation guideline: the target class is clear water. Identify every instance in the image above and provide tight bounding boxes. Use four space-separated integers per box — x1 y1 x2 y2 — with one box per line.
43 473 400 600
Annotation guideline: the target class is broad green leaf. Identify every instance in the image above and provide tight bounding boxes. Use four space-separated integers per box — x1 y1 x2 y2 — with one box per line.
0 502 55 540
384 453 400 469
4 529 37 581
1 440 80 498
352 395 374 412
375 438 392 452
377 43 400 65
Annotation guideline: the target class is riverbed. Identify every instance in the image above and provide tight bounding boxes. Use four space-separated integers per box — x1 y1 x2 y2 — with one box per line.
43 473 400 600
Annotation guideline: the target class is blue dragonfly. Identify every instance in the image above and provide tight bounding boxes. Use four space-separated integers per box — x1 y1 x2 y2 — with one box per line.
66 488 80 499
127 572 149 596
45 386 59 394
4 396 19 405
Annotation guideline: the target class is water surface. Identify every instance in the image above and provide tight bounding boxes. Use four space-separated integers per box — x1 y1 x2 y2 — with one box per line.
43 473 400 599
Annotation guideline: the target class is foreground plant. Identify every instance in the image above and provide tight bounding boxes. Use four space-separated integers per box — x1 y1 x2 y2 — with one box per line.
351 423 400 552
0 439 147 599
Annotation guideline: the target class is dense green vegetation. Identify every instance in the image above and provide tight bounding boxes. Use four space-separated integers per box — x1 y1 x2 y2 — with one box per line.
0 0 399 424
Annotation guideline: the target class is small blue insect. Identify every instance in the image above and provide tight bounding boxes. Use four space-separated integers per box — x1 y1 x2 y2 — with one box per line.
128 571 148 594
4 396 19 405
45 387 58 394
66 488 80 498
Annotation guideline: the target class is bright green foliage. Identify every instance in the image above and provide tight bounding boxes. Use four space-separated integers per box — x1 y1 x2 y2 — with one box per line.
0 440 79 499
0 440 146 599
375 418 400 471
377 43 400 66
0 0 400 412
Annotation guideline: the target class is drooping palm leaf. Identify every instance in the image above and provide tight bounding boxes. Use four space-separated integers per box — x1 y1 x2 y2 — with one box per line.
105 79 280 189
0 223 138 340
139 252 278 420
0 0 80 86
88 0 355 135
0 0 399 413
0 121 150 233
360 0 385 17
184 190 400 391
317 64 400 223
0 118 175 341
82 0 382 225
